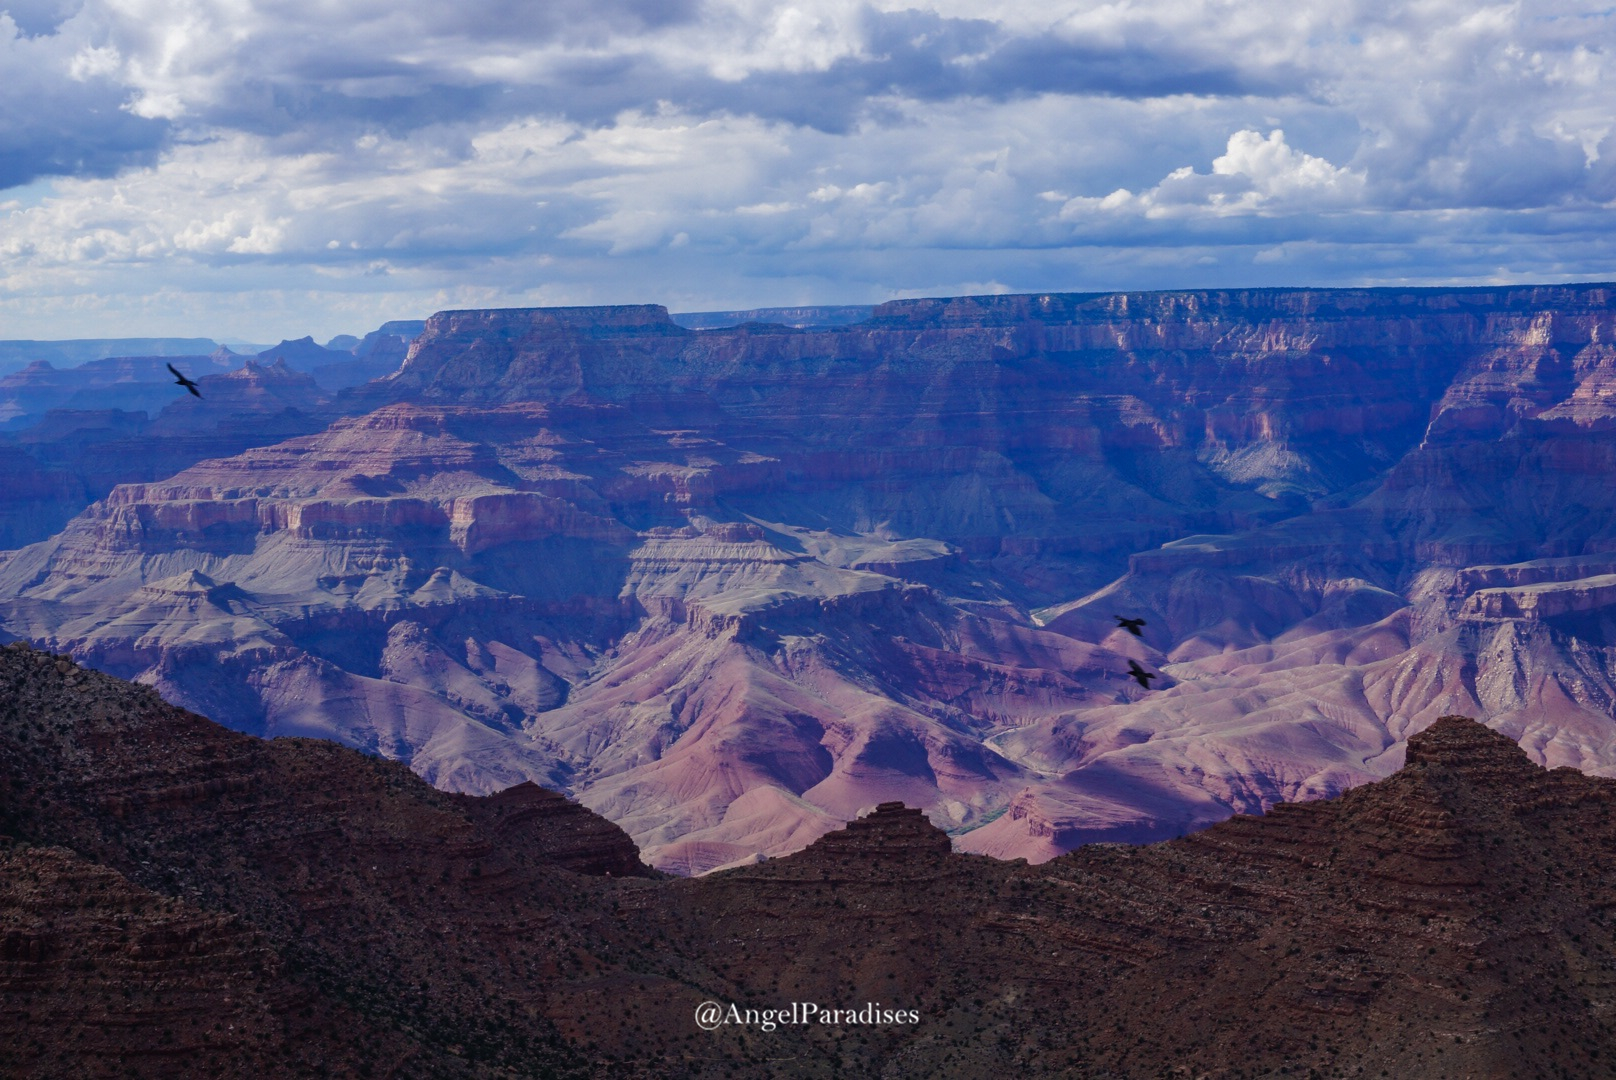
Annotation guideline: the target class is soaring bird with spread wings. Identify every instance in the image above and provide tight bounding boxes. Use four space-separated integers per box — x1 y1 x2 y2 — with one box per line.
167 363 202 398
1126 659 1157 689
1115 616 1146 637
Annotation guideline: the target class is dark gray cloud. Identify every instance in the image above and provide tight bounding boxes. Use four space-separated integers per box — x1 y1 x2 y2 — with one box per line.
53 5 1285 157
209 81 504 144
3 0 78 36
226 8 1283 138
0 96 167 189
0 16 170 187
1409 125 1593 211
662 15 1281 134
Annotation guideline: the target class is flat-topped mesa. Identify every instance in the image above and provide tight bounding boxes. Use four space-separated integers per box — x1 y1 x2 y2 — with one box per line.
671 305 874 329
377 285 1616 411
375 304 687 404
1459 574 1616 621
421 304 680 340
868 283 1616 327
802 802 954 861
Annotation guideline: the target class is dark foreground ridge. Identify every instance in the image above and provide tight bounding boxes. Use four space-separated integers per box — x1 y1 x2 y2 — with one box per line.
3 643 1614 1078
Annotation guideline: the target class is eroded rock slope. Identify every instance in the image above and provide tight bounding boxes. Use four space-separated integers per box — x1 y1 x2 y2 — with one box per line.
3 286 1616 868
2 648 1614 1078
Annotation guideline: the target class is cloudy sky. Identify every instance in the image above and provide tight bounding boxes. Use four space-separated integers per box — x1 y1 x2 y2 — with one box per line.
1 0 1613 341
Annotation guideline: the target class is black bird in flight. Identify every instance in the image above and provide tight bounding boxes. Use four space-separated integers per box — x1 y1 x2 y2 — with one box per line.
1115 616 1147 637
1126 659 1157 689
167 363 202 397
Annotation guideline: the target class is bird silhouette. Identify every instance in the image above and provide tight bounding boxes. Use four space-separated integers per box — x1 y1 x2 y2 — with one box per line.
1126 659 1157 689
1115 616 1146 637
167 363 202 398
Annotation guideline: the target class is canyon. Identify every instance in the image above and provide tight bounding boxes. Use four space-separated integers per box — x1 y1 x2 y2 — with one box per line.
3 646 1614 1077
0 322 423 550
1 286 1615 872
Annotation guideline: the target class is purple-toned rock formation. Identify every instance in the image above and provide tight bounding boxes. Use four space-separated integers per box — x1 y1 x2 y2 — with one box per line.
3 285 1615 871
0 321 425 550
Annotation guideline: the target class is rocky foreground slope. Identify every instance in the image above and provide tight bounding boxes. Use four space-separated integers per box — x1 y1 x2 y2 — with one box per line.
3 645 1615 1078
3 286 1616 869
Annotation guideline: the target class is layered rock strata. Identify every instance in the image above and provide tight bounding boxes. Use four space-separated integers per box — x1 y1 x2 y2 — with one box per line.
3 651 1615 1077
3 286 1616 868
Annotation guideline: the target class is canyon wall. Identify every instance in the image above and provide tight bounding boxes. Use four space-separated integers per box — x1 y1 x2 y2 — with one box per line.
3 285 1615 870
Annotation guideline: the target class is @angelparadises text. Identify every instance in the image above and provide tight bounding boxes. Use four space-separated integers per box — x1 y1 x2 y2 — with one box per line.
695 1001 920 1032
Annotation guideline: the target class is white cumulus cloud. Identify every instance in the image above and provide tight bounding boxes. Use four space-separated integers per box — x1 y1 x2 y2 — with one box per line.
1 0 1614 340
1061 129 1366 221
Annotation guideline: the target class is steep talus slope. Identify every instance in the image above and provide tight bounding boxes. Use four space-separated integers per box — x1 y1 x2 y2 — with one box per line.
644 716 1616 1077
4 285 1616 868
0 642 649 1079
4 652 1615 1077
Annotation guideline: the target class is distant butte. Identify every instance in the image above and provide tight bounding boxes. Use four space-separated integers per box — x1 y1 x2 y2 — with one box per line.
3 645 1616 1076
